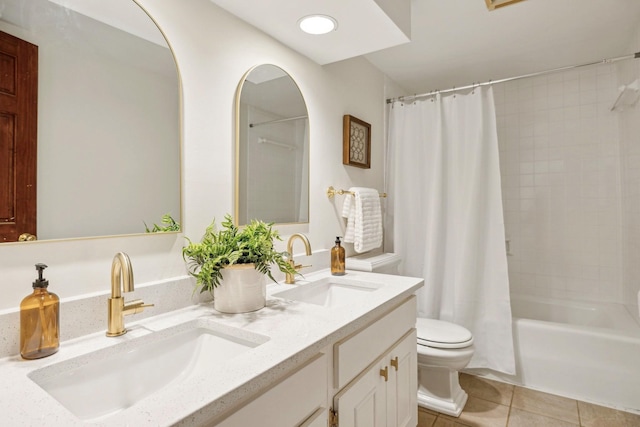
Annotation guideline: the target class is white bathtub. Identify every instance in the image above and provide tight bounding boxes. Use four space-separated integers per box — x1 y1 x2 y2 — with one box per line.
473 295 640 413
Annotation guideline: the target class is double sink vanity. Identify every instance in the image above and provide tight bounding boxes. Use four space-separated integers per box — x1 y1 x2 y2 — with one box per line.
0 270 423 426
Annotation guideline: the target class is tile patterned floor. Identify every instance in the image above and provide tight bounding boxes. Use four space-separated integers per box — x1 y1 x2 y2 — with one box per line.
417 373 640 427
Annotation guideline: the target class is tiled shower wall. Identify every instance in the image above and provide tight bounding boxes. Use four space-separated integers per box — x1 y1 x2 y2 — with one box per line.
618 28 640 317
494 63 624 302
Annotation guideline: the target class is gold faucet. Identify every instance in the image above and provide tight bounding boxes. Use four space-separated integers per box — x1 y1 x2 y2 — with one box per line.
285 233 312 284
106 252 154 337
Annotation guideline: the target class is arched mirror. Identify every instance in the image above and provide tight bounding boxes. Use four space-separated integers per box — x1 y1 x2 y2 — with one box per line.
234 65 309 226
0 0 180 242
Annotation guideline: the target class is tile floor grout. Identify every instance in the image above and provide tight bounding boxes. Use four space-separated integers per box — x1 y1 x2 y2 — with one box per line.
576 401 584 427
417 373 640 427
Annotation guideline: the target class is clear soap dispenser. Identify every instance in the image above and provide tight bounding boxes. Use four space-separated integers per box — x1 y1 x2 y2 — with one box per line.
331 236 346 276
20 263 59 359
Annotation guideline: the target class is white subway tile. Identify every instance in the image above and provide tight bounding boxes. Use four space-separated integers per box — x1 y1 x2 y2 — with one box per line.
500 63 625 301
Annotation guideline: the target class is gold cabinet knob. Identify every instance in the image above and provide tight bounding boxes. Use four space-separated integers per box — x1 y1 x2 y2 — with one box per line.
18 233 37 241
390 356 399 371
380 366 388 382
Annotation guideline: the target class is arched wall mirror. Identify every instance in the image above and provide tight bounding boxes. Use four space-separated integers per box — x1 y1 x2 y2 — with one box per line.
0 0 180 243
234 64 309 226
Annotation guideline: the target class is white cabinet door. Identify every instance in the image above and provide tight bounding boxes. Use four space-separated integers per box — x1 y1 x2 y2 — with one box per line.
333 358 387 427
334 329 417 427
387 330 417 427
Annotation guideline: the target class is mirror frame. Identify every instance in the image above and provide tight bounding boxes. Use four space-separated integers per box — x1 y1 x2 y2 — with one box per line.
234 64 309 226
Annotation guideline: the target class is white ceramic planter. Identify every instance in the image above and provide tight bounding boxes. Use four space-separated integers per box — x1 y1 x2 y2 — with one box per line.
213 264 266 313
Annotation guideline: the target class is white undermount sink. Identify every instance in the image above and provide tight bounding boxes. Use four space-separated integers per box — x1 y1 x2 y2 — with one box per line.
272 276 381 308
28 318 269 422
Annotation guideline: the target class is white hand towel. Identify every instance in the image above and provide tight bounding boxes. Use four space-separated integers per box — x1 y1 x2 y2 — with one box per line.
342 187 383 253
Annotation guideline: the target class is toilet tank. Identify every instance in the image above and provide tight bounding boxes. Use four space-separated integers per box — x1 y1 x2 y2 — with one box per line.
346 252 402 275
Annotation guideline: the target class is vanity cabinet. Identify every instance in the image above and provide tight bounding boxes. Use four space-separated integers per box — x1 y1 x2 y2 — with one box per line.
211 296 417 427
213 353 328 427
331 296 417 427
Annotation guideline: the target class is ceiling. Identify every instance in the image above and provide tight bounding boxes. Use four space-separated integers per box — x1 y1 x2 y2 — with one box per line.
210 0 640 96
209 0 411 65
366 0 640 94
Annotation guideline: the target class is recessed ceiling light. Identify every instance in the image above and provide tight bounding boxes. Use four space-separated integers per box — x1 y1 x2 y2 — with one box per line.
298 15 338 35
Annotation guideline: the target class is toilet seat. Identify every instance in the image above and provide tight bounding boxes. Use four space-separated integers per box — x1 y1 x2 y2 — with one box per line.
416 318 474 349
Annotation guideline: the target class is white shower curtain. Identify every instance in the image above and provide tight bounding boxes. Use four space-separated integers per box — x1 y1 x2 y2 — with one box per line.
387 87 515 374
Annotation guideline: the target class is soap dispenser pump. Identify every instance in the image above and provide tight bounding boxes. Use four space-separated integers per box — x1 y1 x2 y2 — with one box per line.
331 236 346 276
20 263 60 359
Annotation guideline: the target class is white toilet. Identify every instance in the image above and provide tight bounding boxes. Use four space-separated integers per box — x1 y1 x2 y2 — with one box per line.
347 252 475 417
345 251 402 274
415 318 474 417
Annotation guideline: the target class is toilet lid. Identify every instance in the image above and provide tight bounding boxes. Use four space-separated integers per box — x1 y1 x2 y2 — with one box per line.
416 318 474 349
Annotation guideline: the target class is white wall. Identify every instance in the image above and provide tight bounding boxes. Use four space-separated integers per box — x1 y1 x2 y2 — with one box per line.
139 0 388 249
495 63 624 302
0 0 388 310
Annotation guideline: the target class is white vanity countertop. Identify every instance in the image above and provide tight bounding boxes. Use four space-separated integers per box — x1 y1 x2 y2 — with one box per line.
0 269 423 426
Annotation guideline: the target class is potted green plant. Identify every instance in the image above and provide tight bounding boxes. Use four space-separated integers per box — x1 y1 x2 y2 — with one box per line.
182 214 296 313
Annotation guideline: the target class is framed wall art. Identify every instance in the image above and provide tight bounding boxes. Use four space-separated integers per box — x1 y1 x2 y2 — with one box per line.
343 115 371 169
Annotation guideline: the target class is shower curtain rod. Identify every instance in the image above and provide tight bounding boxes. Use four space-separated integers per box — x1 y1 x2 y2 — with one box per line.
386 52 640 104
249 115 308 128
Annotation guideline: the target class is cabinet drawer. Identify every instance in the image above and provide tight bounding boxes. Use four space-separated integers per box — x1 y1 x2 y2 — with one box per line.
214 352 328 427
334 296 416 389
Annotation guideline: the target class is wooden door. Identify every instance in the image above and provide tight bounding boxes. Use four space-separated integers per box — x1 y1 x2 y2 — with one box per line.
0 30 38 242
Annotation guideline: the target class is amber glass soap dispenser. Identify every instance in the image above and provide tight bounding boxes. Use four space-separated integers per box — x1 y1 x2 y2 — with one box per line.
20 263 59 359
331 236 346 276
